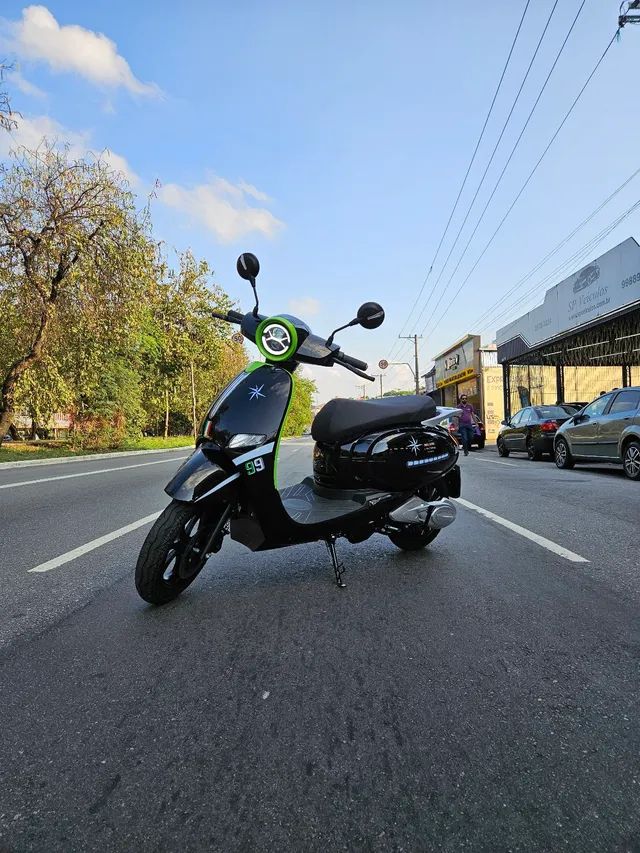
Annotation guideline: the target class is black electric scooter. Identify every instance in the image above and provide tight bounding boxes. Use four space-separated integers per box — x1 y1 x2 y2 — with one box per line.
135 253 461 604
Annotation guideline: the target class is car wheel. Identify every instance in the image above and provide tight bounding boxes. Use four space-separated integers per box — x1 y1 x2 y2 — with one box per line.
526 436 542 461
554 437 574 470
497 438 510 457
622 440 640 481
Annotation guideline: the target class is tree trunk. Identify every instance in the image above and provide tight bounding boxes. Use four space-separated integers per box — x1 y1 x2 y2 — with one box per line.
190 360 197 442
0 308 51 438
164 386 170 439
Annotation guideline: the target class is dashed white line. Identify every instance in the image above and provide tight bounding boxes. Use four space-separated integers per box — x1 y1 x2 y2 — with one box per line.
28 512 161 573
454 497 589 564
465 456 517 467
0 457 187 490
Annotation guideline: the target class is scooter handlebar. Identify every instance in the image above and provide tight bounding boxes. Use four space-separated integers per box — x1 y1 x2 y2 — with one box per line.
334 351 368 371
211 309 245 324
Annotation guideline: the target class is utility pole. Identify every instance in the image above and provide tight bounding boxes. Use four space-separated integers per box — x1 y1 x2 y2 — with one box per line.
375 373 384 398
398 334 423 394
355 383 367 399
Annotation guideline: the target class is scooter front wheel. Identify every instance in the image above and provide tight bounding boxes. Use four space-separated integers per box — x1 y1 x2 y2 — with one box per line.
388 526 439 551
135 500 216 605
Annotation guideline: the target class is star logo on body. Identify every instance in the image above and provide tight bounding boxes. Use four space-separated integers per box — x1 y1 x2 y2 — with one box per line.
408 436 421 455
249 384 265 401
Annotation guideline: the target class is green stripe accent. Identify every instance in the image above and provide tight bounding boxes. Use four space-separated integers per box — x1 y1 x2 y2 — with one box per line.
273 370 295 488
244 360 264 373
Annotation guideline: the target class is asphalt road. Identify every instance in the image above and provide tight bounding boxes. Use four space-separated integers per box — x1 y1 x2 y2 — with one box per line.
1 440 639 852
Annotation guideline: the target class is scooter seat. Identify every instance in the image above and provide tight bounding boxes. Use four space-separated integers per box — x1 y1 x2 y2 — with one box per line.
312 395 437 444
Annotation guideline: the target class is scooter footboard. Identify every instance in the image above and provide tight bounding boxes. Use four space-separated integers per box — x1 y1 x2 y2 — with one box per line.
165 445 240 504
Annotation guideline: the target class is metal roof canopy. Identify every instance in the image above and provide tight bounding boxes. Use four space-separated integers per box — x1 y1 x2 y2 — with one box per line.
501 301 640 367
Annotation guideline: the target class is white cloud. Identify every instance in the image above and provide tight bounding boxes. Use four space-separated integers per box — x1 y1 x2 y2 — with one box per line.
157 176 284 244
288 296 320 317
0 113 139 185
8 69 45 98
238 180 270 202
0 114 88 156
4 5 160 97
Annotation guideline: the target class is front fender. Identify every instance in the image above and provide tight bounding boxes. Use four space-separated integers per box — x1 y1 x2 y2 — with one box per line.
165 444 239 504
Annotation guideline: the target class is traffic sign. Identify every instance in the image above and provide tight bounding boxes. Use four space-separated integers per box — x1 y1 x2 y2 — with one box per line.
232 332 244 344
378 359 388 370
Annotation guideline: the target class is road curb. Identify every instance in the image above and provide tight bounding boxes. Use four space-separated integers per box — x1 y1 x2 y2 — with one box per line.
0 445 194 470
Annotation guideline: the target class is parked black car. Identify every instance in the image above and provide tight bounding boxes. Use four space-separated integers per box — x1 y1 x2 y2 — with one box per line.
497 404 579 460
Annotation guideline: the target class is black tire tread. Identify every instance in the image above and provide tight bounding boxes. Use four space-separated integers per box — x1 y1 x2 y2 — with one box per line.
388 527 439 551
554 437 574 470
622 439 640 481
135 501 201 605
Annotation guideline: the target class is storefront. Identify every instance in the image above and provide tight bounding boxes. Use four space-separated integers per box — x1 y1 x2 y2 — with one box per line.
497 237 640 419
434 335 481 410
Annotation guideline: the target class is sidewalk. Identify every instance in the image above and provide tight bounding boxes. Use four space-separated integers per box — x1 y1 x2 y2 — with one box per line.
0 445 193 470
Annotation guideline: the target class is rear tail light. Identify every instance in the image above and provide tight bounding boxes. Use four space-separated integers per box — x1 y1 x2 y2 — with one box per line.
540 420 558 432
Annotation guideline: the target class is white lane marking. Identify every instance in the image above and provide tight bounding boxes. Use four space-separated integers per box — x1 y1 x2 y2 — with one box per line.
28 512 161 573
454 497 589 564
0 457 187 490
466 456 517 467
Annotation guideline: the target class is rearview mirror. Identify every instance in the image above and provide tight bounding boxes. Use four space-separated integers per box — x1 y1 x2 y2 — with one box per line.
236 253 260 281
357 302 385 330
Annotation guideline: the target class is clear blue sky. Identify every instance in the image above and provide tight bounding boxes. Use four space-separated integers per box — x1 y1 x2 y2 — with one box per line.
1 1 639 401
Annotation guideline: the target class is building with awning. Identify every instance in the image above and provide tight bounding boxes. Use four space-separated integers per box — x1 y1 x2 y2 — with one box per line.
496 237 640 419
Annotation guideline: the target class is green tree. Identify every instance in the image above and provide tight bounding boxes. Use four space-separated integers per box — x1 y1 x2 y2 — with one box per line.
0 62 17 132
282 376 316 437
139 250 246 437
0 143 154 437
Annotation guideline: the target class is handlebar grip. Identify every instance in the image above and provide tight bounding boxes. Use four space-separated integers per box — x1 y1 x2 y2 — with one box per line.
338 352 368 371
227 309 245 323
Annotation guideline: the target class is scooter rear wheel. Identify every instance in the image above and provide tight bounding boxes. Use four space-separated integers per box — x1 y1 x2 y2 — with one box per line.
135 500 216 605
388 526 439 551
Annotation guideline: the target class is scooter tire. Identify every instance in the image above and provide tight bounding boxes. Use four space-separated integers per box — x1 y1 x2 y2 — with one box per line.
135 500 206 605
388 526 440 551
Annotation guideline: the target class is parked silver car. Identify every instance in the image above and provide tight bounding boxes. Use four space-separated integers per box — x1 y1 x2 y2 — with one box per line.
554 387 640 480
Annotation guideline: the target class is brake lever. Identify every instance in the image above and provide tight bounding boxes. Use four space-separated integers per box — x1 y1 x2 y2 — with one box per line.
340 362 375 382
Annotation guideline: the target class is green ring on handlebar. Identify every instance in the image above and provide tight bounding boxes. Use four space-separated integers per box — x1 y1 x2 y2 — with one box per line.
255 316 299 362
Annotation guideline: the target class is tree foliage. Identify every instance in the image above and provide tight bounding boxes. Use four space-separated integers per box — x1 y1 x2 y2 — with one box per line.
282 376 316 437
0 143 315 446
0 63 17 132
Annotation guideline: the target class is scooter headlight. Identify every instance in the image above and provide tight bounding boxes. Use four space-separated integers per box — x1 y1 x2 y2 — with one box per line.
227 433 267 449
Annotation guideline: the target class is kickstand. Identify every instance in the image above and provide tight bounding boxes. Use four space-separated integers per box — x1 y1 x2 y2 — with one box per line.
325 536 346 588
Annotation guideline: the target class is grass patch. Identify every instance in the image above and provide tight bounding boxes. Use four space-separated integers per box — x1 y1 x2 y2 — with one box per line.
0 436 193 463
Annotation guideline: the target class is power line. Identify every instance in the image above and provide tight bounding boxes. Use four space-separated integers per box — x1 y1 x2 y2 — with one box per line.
387 0 531 360
420 28 620 345
409 0 561 337
420 0 587 342
479 195 640 333
470 166 640 330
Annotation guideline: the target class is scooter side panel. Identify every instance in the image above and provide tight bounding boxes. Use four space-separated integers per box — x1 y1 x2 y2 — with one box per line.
165 445 238 503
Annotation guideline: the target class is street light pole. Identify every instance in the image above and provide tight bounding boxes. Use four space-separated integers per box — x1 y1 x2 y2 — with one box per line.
398 334 422 394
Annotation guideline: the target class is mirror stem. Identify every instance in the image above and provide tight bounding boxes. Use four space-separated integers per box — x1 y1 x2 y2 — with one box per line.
326 318 358 347
250 278 259 318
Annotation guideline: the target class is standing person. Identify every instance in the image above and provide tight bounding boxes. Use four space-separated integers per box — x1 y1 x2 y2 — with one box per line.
457 393 476 457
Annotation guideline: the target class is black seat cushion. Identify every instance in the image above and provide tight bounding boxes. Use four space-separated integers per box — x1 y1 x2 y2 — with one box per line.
312 395 437 444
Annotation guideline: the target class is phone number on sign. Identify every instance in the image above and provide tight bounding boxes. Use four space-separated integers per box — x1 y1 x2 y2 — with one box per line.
622 271 640 288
